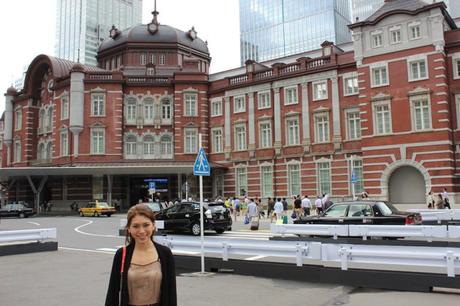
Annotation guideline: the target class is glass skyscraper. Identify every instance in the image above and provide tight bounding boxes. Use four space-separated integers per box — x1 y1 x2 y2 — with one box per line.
239 0 351 64
55 0 143 66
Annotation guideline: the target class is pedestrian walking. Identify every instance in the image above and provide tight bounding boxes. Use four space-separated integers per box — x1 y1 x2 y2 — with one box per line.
427 191 435 209
293 195 303 219
282 198 288 214
105 204 177 306
267 197 275 222
442 188 451 209
322 194 333 211
233 197 240 221
246 199 258 223
274 198 284 221
435 193 445 209
315 196 323 215
301 195 311 216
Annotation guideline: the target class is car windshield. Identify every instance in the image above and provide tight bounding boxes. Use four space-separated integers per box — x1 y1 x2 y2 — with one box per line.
323 205 348 218
376 202 395 216
206 203 226 213
98 202 109 208
146 202 162 212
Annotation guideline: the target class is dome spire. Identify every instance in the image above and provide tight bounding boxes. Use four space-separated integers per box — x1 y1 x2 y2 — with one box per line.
148 0 160 34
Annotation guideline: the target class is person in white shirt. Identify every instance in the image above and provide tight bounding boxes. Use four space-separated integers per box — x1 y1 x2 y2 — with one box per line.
315 196 323 215
233 197 240 221
301 195 311 216
442 188 451 209
246 199 258 222
274 198 284 220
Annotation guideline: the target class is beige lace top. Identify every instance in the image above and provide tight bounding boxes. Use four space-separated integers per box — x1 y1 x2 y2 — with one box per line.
128 259 162 305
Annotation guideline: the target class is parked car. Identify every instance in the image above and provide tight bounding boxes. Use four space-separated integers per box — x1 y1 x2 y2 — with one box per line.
294 201 422 225
155 201 232 235
0 203 35 218
79 201 116 217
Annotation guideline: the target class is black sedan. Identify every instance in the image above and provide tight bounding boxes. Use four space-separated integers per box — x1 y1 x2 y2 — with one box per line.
0 203 35 218
294 201 422 225
155 201 232 235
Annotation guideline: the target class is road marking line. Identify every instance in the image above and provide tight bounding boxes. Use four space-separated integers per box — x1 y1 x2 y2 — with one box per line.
97 248 118 252
27 222 40 226
245 255 267 261
59 246 115 255
74 220 122 238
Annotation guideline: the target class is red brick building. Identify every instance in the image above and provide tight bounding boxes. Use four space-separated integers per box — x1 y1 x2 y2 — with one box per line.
2 1 460 210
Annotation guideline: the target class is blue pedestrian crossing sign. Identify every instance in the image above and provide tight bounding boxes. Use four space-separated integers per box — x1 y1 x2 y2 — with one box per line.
148 182 156 191
194 147 210 176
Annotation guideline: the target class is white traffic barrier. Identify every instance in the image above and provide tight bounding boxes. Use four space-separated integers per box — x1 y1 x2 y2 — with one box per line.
0 228 57 243
348 225 448 241
271 224 348 239
448 226 460 239
322 243 460 277
154 235 322 266
408 209 460 223
120 218 164 230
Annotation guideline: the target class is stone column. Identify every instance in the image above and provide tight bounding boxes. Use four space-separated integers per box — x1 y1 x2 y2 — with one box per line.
4 87 15 165
273 88 282 155
224 96 231 159
69 66 85 157
248 92 255 157
301 83 311 153
331 76 342 151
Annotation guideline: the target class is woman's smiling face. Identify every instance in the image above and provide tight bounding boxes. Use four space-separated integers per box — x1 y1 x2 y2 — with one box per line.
128 214 155 244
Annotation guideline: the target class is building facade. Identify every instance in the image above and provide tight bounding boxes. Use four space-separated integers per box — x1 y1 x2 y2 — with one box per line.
239 0 351 64
55 0 143 66
3 0 460 210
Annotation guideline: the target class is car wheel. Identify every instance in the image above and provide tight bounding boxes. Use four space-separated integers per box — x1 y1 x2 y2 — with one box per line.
215 229 224 234
79 211 84 217
107 213 111 217
94 212 100 217
18 212 25 218
191 222 201 236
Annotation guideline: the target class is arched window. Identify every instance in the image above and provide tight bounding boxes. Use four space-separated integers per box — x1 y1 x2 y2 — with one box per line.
39 109 45 132
160 135 173 156
143 135 155 156
125 135 137 156
38 143 45 160
46 142 53 160
126 98 137 121
144 98 154 122
161 98 172 120
47 107 53 132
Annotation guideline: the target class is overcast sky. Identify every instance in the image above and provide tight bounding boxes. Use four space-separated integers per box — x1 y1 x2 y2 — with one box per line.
0 0 240 114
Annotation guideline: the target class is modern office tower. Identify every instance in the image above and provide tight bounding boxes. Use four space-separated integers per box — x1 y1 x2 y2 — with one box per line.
239 0 351 64
55 0 142 66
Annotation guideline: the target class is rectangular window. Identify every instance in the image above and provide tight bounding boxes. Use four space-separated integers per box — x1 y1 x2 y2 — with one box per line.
60 131 68 156
260 165 273 197
317 162 331 195
184 94 197 116
184 128 198 153
371 33 383 48
286 118 300 145
408 59 427 81
456 95 460 129
235 125 247 151
126 103 136 121
349 159 364 195
258 92 271 109
374 104 392 134
235 167 248 197
61 96 69 120
259 122 272 148
14 140 21 162
14 109 22 130
144 103 154 121
212 129 223 153
343 76 358 96
412 97 431 131
315 113 329 143
390 28 401 44
287 164 301 196
371 65 389 87
159 54 165 65
140 53 146 65
150 53 156 64
313 81 328 100
454 58 460 80
347 111 361 140
91 94 105 116
284 86 298 105
409 24 421 39
234 96 246 113
91 129 105 154
211 100 222 116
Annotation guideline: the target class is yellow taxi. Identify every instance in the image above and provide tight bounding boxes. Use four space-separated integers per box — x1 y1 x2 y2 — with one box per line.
79 201 116 217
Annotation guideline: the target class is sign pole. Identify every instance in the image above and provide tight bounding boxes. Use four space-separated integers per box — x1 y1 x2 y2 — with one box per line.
351 155 356 200
198 133 205 274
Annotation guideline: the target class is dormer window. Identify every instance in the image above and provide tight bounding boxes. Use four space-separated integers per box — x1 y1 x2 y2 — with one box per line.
371 31 383 48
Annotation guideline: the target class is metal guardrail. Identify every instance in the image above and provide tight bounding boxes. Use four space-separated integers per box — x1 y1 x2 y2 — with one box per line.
270 224 460 241
0 228 57 243
407 209 460 223
153 234 460 277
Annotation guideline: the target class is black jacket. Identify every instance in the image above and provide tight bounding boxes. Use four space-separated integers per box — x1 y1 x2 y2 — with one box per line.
105 242 177 306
